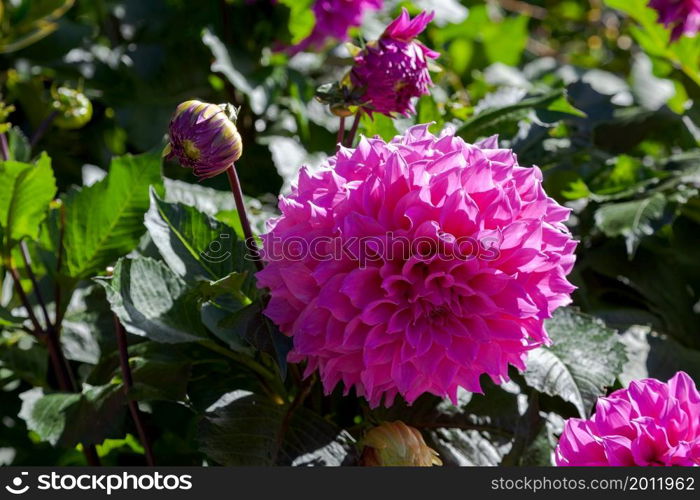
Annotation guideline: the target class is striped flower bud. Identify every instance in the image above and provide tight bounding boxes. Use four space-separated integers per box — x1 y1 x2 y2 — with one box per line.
360 421 442 467
165 100 243 179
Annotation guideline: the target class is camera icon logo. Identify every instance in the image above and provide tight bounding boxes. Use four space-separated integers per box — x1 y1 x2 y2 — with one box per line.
5 472 29 495
201 234 232 264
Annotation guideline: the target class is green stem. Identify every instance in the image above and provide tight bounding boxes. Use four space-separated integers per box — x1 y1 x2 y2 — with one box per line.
199 339 278 385
343 112 362 147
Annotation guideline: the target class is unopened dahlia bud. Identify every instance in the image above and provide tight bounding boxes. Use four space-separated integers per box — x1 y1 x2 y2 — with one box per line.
165 100 243 180
360 421 442 467
52 86 92 130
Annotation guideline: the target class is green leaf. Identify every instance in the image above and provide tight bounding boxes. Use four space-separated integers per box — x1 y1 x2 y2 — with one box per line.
125 343 192 402
373 381 527 466
198 392 354 466
96 256 208 343
62 153 163 279
201 28 268 115
164 178 236 215
594 193 667 257
214 300 292 375
60 284 115 365
19 383 126 447
0 331 48 386
620 326 700 384
524 308 627 418
0 305 24 327
457 90 571 142
6 126 31 162
278 0 315 44
0 153 56 249
604 0 700 86
144 189 255 289
360 113 398 142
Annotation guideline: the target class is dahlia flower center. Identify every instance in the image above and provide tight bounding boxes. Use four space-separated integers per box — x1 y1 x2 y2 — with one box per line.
181 139 201 161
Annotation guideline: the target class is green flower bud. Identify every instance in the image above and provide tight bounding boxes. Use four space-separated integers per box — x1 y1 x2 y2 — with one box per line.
360 421 442 467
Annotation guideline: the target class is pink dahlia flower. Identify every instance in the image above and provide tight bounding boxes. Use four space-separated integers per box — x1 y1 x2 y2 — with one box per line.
350 9 439 117
257 125 577 407
555 372 700 466
648 0 700 40
292 0 383 53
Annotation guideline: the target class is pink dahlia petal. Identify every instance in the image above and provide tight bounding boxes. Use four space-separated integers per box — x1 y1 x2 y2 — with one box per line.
648 0 700 40
350 9 439 117
258 125 576 407
556 372 700 466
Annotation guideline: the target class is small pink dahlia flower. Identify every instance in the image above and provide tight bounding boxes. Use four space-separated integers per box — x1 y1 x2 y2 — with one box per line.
648 0 700 40
555 372 700 466
350 9 439 117
292 0 383 53
257 125 577 407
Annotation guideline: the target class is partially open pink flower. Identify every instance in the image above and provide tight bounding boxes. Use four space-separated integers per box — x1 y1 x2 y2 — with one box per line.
350 9 439 117
556 372 700 466
648 0 700 40
292 0 383 53
257 125 577 407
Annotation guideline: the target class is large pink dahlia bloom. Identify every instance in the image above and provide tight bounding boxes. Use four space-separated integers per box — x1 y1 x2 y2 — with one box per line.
257 125 577 407
648 0 700 40
350 9 439 117
555 372 700 466
292 0 383 53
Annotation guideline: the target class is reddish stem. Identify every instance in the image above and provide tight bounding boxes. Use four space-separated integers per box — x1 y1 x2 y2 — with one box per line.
226 166 263 272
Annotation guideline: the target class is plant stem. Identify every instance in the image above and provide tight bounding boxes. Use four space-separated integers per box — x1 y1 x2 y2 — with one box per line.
225 166 263 272
19 241 51 328
7 254 100 466
30 110 59 149
7 264 43 333
200 339 277 383
45 325 75 392
54 203 67 329
336 116 346 148
344 112 362 147
0 132 9 160
44 321 100 466
114 316 156 466
274 375 315 461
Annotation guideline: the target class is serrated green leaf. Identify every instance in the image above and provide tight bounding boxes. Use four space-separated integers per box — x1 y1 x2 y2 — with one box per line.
62 153 162 279
96 256 208 343
198 392 354 466
19 383 126 447
0 153 56 250
524 308 627 418
594 193 667 257
457 90 566 142
144 189 255 291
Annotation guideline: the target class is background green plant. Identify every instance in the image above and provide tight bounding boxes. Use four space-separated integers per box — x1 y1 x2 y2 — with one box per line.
0 0 699 466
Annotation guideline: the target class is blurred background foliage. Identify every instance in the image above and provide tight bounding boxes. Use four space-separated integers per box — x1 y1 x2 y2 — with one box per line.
1 0 700 466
